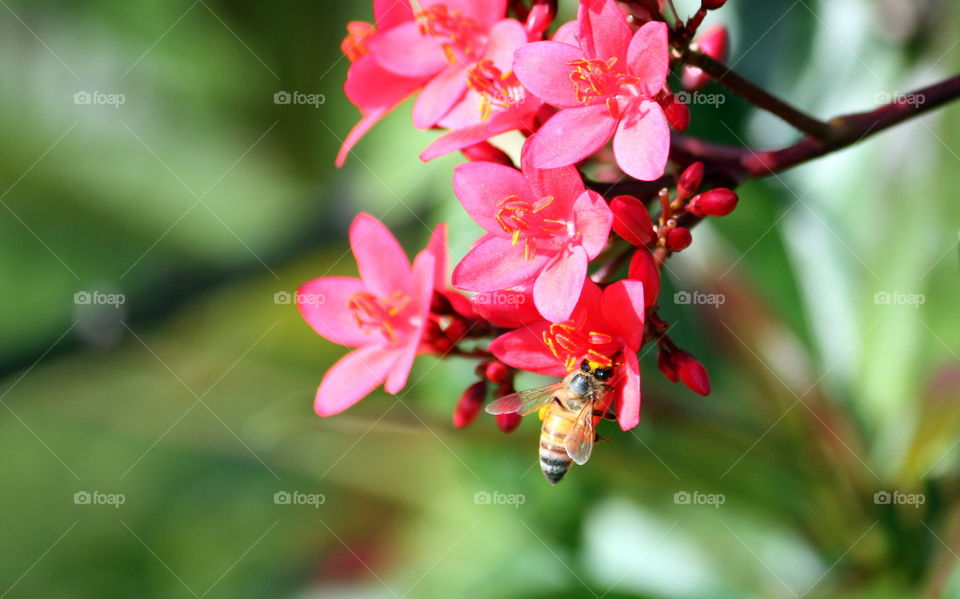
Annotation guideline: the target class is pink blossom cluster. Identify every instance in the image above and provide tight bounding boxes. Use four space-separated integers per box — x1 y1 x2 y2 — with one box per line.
299 0 736 434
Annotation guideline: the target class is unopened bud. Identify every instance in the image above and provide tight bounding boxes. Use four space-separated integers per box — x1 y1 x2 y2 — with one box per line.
496 412 522 432
453 381 487 429
701 0 728 9
444 317 470 343
484 361 512 384
611 195 656 247
665 227 692 251
627 249 661 308
688 188 738 217
460 141 513 166
525 2 555 37
674 350 711 395
682 25 729 91
657 349 679 383
677 162 704 199
663 95 691 130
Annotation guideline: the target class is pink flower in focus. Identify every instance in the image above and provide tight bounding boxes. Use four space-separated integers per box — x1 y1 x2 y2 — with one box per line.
298 214 443 416
451 154 613 323
368 0 525 131
513 0 671 180
489 280 646 430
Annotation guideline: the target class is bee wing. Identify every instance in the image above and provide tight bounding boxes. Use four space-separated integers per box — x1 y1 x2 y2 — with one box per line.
484 383 565 416
564 402 595 465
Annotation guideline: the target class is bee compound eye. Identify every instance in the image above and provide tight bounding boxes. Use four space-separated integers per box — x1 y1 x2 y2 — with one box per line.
594 368 612 381
580 360 591 372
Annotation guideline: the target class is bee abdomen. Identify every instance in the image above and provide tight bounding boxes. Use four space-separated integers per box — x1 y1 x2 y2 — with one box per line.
539 441 571 484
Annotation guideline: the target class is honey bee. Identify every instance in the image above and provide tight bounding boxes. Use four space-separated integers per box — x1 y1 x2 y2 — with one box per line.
485 360 615 484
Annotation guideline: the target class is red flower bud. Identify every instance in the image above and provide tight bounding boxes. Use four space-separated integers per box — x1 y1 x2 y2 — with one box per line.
453 381 487 429
674 350 711 395
682 25 729 91
657 349 679 383
496 412 522 432
701 0 728 9
484 361 512 384
677 162 704 200
663 95 691 130
611 195 656 247
627 249 661 308
688 188 739 217
525 2 555 37
665 227 692 251
444 317 470 343
460 141 513 166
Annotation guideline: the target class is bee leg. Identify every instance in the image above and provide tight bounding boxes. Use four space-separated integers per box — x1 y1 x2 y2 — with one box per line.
593 432 612 443
592 409 617 421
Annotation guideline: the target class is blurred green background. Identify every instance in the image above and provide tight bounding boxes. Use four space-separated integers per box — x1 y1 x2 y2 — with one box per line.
1 1 958 597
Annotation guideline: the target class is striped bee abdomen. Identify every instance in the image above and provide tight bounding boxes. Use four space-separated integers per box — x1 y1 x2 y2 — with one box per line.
539 403 577 484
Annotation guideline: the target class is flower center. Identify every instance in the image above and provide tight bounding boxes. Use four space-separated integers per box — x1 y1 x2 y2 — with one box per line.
416 5 483 64
341 21 376 62
542 322 615 371
347 290 412 345
495 195 567 260
467 60 525 120
567 57 642 117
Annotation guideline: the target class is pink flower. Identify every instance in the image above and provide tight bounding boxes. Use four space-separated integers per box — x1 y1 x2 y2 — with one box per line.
513 0 671 180
489 280 646 430
451 154 613 323
336 1 428 167
297 214 444 416
368 0 525 131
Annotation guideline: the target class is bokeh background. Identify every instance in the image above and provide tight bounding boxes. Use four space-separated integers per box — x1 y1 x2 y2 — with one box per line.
1 0 959 597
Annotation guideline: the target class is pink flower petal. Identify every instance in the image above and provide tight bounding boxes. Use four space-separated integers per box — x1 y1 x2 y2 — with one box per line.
315 345 400 416
385 250 434 393
350 213 412 297
513 41 584 108
626 21 669 96
370 21 448 77
572 190 614 258
336 108 388 168
483 19 528 72
578 0 631 62
426 0 508 29
425 223 448 290
489 323 568 377
612 100 669 181
421 108 531 161
452 234 549 291
533 246 588 323
453 162 529 234
601 280 645 349
345 55 423 112
374 0 413 30
472 286 540 327
526 104 617 169
520 146 585 217
412 63 469 129
551 21 578 45
298 277 370 347
614 350 641 430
